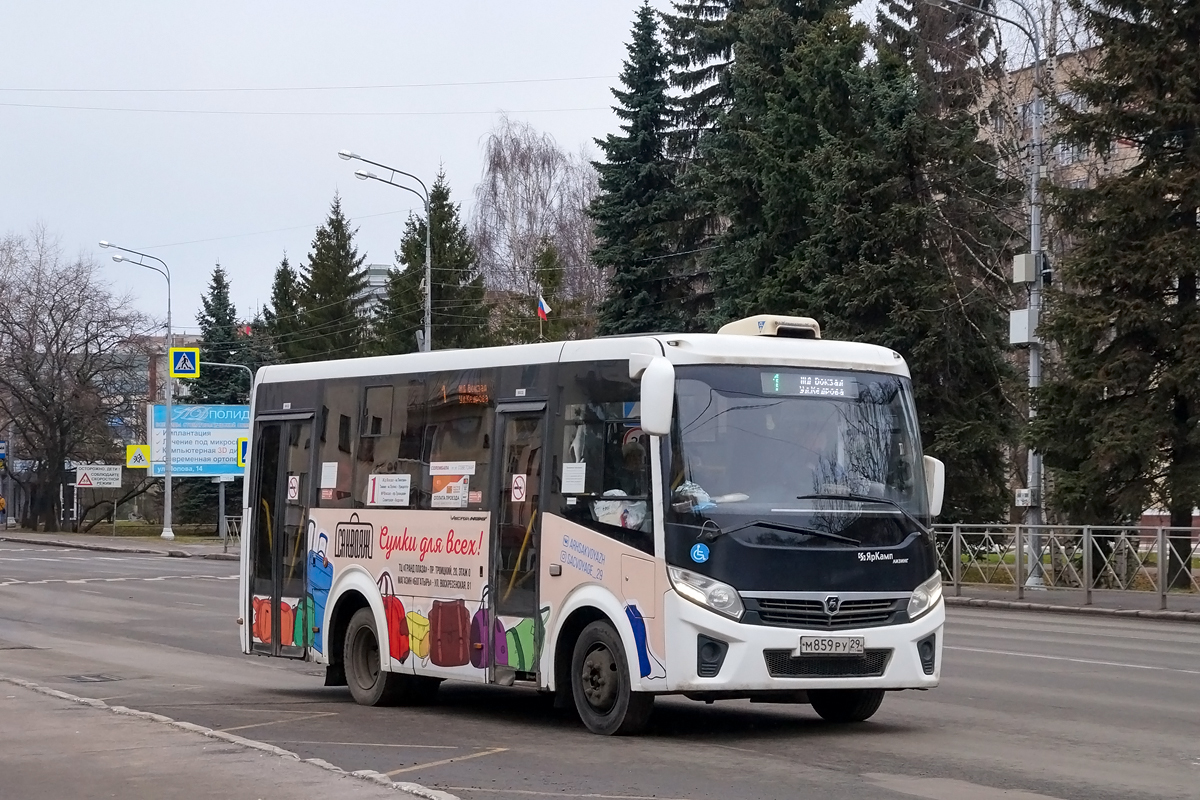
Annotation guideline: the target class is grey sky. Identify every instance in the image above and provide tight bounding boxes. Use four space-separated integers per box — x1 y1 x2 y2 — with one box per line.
1 1 667 334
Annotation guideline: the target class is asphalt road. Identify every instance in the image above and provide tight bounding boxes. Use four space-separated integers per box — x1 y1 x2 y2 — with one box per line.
1 540 1197 800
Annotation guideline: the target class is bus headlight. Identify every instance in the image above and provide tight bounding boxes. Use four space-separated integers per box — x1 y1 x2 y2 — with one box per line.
907 572 943 621
668 566 744 620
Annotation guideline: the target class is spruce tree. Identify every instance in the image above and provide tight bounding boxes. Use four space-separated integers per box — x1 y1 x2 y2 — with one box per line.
1031 0 1200 585
375 174 489 354
262 254 301 360
186 265 247 404
591 2 686 335
294 196 368 362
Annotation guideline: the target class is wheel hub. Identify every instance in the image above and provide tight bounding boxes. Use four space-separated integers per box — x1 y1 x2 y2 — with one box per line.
581 644 618 712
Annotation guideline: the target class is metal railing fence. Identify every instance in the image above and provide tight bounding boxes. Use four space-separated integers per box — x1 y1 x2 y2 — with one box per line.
934 524 1199 610
223 514 241 554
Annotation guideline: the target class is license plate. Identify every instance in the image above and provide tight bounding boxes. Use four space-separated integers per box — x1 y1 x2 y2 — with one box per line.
796 636 864 655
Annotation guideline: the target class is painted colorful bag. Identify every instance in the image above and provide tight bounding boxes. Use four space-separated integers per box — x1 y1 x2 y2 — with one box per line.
306 526 333 652
469 587 510 668
279 600 296 647
252 596 272 644
294 595 315 648
377 571 410 663
505 617 538 672
428 598 470 667
407 611 431 659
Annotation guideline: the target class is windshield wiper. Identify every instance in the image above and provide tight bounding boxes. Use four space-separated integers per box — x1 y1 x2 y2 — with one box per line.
701 518 860 546
794 493 929 536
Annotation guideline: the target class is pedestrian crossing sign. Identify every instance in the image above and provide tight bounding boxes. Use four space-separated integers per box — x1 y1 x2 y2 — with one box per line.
169 347 200 378
237 437 249 469
126 444 151 469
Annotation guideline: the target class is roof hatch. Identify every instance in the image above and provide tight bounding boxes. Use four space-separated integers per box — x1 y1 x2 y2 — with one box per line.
717 314 822 340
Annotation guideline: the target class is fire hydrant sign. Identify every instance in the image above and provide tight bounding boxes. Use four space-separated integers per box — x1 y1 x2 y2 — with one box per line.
75 465 122 489
148 404 250 477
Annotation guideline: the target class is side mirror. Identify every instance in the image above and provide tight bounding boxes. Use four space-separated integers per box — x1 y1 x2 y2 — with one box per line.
637 356 675 437
923 455 945 518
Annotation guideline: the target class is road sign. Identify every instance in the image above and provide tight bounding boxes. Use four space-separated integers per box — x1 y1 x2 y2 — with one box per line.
236 437 249 468
148 404 250 477
126 444 151 468
169 347 201 379
75 465 122 489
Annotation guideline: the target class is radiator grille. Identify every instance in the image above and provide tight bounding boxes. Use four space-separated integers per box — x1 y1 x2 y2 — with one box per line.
752 597 902 630
763 648 892 678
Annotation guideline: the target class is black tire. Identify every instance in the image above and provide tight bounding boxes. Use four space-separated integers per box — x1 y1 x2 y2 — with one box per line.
809 688 885 723
344 607 436 706
570 620 654 735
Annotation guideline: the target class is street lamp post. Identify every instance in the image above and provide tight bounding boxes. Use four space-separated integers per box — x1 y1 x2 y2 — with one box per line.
99 241 176 541
338 150 432 352
928 0 1045 586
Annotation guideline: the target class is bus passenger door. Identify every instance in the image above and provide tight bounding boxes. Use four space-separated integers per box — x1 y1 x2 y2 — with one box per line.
247 415 313 659
491 404 546 681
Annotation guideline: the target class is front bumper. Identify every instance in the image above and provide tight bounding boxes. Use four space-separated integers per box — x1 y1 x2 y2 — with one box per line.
661 590 944 693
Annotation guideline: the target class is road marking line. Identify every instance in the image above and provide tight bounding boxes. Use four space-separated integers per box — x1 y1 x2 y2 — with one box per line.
219 711 338 732
447 790 695 800
266 740 457 749
946 645 1200 675
386 747 509 776
0 574 235 587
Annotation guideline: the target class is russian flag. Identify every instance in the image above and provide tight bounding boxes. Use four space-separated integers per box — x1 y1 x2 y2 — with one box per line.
537 294 551 321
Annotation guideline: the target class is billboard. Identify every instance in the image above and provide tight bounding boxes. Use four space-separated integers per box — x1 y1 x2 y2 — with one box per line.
148 404 250 477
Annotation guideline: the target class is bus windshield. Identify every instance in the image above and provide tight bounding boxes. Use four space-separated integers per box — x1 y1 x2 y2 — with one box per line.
668 365 929 548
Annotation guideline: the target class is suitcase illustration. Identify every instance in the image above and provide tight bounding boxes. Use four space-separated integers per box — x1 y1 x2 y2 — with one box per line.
407 611 431 659
377 571 410 663
428 599 470 667
279 600 296 647
505 617 538 672
252 596 272 644
306 527 333 652
294 595 315 648
469 587 509 668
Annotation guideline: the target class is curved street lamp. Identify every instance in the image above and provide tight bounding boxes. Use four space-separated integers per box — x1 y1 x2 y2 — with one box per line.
339 150 433 352
99 240 176 541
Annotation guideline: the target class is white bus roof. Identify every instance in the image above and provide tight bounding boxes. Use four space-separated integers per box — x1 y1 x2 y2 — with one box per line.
256 332 909 385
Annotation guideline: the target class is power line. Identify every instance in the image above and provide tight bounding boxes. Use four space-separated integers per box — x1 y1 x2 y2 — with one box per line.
0 101 609 118
0 75 617 94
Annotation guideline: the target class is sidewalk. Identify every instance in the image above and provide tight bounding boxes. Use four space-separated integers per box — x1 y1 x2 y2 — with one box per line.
946 583 1200 622
0 679 447 800
0 527 238 561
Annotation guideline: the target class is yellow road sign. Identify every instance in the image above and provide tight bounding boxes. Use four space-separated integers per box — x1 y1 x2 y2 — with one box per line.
169 347 200 379
236 437 249 468
126 444 151 469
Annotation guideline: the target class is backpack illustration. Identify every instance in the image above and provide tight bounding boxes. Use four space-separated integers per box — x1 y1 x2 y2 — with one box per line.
505 617 538 672
428 599 470 667
294 595 315 648
407 611 431 659
252 596 272 644
377 571 410 663
306 526 333 652
469 587 509 668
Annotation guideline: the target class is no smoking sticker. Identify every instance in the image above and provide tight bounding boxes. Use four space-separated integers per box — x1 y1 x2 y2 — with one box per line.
511 474 527 502
287 474 300 501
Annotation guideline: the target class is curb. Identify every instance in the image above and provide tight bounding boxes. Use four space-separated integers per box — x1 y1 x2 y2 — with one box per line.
945 595 1200 623
0 674 460 800
0 535 167 555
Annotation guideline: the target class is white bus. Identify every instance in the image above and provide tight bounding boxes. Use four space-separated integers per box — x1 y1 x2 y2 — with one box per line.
239 314 946 735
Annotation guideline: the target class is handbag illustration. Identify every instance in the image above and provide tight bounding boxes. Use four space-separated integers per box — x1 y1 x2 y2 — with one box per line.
306 525 333 653
469 586 509 668
252 596 272 644
377 571 410 663
407 611 431 659
428 599 471 667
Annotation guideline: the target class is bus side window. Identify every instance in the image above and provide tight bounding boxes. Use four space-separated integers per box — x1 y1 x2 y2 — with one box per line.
557 362 653 555
316 379 358 508
424 370 494 511
354 379 424 509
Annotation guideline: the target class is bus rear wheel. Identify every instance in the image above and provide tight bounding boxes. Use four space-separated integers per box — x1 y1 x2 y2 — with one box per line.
809 688 885 723
570 620 653 735
344 608 436 706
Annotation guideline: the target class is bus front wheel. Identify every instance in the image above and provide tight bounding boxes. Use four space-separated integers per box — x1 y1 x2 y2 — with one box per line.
809 688 885 723
344 608 436 706
570 620 653 735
